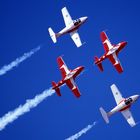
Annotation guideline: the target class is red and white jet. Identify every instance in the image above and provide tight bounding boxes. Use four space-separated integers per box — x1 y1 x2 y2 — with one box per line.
48 7 88 47
100 84 139 127
94 31 127 73
52 56 84 98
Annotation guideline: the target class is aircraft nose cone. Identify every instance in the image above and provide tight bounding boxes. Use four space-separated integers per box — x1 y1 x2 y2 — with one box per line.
84 16 88 21
134 95 139 101
136 95 139 99
80 66 85 71
122 41 127 46
84 16 88 20
81 16 88 22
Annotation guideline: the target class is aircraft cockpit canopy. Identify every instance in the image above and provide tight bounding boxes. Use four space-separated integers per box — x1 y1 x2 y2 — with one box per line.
125 98 133 105
74 19 81 26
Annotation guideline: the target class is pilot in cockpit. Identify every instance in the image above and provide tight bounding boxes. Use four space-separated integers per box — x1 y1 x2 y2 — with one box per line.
73 19 81 26
125 98 133 105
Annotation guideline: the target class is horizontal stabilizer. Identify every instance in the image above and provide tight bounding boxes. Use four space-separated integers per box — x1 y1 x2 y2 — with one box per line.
100 107 109 124
52 81 61 96
94 56 103 71
48 27 57 43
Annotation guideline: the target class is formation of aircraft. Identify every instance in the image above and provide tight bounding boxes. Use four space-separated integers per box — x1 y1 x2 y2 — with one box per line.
49 7 139 127
100 84 139 127
52 56 84 98
94 31 127 73
48 7 88 47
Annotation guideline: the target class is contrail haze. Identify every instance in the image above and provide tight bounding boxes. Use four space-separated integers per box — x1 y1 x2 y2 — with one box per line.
65 121 97 140
0 88 55 131
0 46 40 75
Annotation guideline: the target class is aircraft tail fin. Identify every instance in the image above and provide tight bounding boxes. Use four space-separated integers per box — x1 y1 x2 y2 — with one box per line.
99 107 109 124
48 27 57 43
94 56 103 71
52 81 61 96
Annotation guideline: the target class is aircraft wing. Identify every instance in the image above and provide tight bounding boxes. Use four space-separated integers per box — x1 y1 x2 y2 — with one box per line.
66 78 81 98
121 109 136 127
108 53 123 73
100 31 113 53
61 7 73 27
70 31 82 47
110 84 124 105
57 56 70 79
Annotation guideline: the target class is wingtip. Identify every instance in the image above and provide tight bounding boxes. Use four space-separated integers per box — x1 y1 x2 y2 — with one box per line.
57 56 63 61
130 123 136 127
103 29 108 33
61 6 67 11
110 84 116 88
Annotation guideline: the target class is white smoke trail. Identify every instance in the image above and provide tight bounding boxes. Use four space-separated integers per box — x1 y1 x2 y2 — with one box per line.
0 88 55 131
0 46 40 75
65 121 97 140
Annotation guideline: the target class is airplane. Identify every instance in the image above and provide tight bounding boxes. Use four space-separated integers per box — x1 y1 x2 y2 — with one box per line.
100 84 139 127
94 31 127 73
52 56 84 98
48 7 88 47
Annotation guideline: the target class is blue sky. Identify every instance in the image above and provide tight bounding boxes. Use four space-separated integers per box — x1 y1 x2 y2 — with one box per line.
0 0 140 139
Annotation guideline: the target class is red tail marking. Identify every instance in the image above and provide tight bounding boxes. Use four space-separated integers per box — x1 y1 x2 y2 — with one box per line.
94 56 103 71
94 56 99 62
52 81 61 96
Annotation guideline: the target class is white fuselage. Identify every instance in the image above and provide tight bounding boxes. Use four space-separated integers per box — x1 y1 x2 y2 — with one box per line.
58 17 88 35
108 95 139 116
